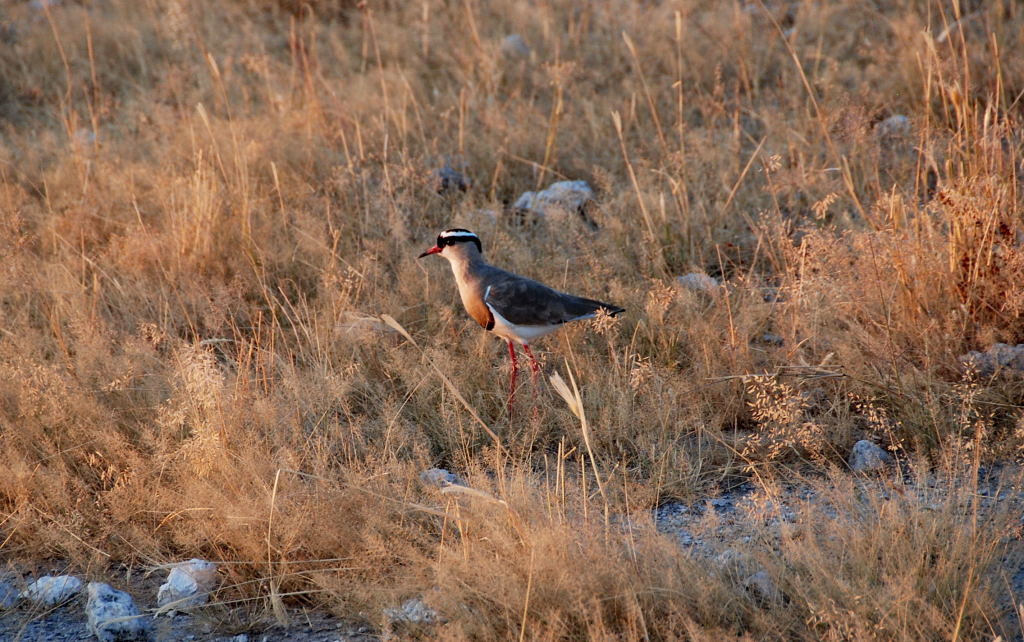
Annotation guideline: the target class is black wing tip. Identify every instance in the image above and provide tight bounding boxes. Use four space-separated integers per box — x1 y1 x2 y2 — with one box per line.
578 297 625 318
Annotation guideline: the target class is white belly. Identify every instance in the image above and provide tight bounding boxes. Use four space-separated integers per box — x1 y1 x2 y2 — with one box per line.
486 304 561 344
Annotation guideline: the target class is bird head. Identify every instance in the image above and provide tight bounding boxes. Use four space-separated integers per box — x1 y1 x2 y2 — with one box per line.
418 228 482 259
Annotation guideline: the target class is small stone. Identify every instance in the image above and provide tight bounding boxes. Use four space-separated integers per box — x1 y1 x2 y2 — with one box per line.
512 180 596 225
432 163 470 194
676 272 719 293
848 439 894 473
230 635 248 642
385 597 439 625
22 575 83 606
86 582 150 641
760 333 784 346
500 34 530 59
875 114 911 140
0 579 18 609
743 570 782 604
419 468 459 488
157 559 218 615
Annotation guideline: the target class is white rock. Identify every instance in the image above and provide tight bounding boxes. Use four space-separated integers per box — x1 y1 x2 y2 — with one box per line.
513 180 595 220
419 468 459 488
743 570 781 604
21 575 82 605
157 559 218 614
500 34 530 59
86 582 150 641
0 580 18 609
385 597 439 625
676 272 719 293
961 343 1024 377
849 440 893 472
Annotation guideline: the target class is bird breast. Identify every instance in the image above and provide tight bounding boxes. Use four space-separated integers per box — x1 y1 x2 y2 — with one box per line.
452 265 494 330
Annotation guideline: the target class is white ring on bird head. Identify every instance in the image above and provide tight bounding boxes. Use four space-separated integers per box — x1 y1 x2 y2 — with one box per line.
437 229 482 253
439 229 478 240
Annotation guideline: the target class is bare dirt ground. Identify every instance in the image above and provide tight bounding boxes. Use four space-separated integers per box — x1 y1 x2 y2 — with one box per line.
0 595 372 642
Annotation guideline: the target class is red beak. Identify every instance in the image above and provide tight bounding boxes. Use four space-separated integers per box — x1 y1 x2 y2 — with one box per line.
418 246 442 259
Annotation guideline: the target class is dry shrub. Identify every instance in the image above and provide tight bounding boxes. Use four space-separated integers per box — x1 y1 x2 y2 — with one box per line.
775 469 1014 641
415 470 745 640
740 375 830 465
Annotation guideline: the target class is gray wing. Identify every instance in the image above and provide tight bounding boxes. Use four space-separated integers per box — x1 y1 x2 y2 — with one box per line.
482 269 624 327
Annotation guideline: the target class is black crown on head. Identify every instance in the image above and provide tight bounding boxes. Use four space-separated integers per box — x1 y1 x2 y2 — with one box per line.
437 229 482 253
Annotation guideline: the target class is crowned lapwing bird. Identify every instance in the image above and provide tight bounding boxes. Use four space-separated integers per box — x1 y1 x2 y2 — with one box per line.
419 228 625 410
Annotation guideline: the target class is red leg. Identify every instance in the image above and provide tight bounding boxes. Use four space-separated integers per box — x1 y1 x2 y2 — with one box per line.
507 340 518 415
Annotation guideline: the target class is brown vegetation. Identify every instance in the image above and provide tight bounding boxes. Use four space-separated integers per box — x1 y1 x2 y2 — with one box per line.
1 0 1023 638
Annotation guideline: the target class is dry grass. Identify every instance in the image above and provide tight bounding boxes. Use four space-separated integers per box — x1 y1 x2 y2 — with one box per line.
1 0 1023 638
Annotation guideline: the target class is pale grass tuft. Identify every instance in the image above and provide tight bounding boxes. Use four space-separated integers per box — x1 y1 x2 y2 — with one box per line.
811 191 839 220
158 345 228 476
740 375 827 466
589 306 619 336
